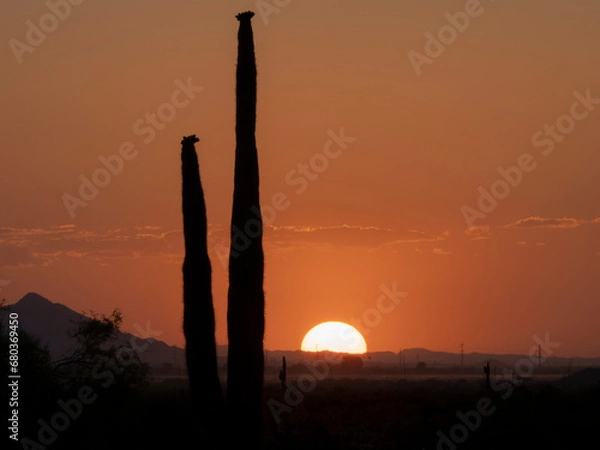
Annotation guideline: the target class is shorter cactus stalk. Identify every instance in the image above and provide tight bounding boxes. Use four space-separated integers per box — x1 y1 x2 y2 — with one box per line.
279 356 287 392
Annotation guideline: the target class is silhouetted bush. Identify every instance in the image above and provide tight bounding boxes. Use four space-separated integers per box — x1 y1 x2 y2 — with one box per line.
340 355 364 371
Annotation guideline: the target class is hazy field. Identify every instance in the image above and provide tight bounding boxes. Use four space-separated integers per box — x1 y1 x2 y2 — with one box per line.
259 375 598 449
20 369 595 450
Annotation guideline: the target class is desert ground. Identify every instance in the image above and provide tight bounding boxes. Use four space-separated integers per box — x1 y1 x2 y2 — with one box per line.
17 367 598 450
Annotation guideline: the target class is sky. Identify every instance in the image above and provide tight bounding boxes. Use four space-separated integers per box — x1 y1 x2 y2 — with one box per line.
1 0 598 357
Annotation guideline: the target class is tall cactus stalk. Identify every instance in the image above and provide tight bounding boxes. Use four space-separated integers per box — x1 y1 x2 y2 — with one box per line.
227 10 265 445
181 135 223 429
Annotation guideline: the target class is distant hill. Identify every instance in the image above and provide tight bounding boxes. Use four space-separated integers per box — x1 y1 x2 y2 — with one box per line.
266 347 600 371
0 292 201 370
2 293 599 373
553 367 600 391
1 292 86 360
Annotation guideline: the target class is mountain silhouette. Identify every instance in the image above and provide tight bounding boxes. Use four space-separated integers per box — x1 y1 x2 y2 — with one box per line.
2 293 598 372
0 292 228 369
3 292 85 359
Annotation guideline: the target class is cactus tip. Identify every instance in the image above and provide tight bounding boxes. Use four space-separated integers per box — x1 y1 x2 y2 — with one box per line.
236 11 255 21
181 135 200 145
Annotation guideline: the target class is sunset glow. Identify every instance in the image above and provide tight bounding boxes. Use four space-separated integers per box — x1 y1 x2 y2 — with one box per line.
2 3 597 447
1 1 598 359
301 321 367 354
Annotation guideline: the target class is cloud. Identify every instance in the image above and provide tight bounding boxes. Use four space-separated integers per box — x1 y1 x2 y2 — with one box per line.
263 223 397 248
0 221 459 270
375 229 447 248
134 226 161 231
504 217 584 229
134 230 179 240
0 225 183 269
514 241 546 248
205 222 452 260
269 224 392 233
464 225 491 240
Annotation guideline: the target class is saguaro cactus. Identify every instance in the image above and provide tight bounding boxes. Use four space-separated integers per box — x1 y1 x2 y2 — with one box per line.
181 135 223 428
227 10 265 444
180 11 264 443
279 356 287 392
483 361 491 390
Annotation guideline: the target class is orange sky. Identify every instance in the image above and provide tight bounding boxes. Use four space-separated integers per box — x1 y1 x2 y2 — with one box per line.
1 0 598 357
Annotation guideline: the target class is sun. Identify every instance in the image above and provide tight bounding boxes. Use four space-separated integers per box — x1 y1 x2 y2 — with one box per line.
301 321 367 354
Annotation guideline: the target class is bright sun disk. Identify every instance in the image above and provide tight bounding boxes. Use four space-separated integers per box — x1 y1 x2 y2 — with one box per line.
301 321 367 354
